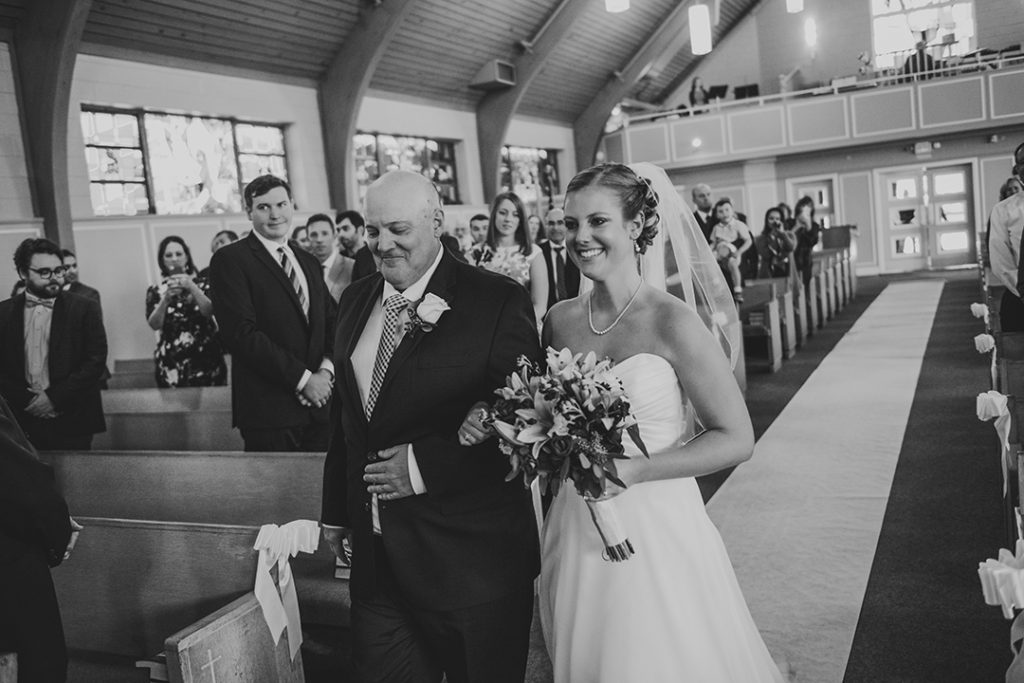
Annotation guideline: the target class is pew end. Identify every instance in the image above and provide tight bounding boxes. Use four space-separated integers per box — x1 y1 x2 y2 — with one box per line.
0 653 15 683
740 282 783 373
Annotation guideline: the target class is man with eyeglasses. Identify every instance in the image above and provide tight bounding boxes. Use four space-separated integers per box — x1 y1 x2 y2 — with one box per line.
0 238 108 450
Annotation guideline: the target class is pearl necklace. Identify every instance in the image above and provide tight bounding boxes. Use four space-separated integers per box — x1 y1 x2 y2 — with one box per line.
588 280 643 336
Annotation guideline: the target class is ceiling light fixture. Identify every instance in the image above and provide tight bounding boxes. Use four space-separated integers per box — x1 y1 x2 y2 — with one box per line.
605 0 629 12
689 4 712 55
787 0 804 13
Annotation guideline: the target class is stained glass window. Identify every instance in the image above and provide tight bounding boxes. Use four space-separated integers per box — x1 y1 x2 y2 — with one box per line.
500 146 560 216
355 132 459 204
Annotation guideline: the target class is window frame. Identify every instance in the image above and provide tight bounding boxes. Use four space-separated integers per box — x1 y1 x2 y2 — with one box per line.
354 130 461 205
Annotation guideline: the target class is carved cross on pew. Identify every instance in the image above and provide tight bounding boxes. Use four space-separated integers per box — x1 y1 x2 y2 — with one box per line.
200 649 222 682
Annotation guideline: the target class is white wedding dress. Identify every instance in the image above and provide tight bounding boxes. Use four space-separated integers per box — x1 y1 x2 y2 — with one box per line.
539 352 784 683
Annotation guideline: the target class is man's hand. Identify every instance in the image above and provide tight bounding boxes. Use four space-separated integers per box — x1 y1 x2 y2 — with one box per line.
26 390 57 419
364 444 415 501
458 401 493 446
64 517 83 561
298 369 333 408
322 525 353 565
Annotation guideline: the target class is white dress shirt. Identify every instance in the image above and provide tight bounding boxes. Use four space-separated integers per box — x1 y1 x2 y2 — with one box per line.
989 193 1024 296
321 250 338 285
23 295 53 390
352 245 443 533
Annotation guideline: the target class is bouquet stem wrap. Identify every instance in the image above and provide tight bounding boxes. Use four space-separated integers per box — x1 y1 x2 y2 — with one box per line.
585 497 635 562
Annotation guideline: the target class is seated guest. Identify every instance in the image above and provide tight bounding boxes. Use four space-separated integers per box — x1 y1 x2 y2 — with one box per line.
900 34 938 82
0 238 107 450
792 195 822 290
755 207 797 278
708 198 752 302
335 209 376 281
291 224 311 252
306 213 354 303
0 394 78 683
470 191 549 322
146 235 226 388
58 250 99 305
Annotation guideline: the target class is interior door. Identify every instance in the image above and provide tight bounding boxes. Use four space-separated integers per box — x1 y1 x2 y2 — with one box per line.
880 170 927 272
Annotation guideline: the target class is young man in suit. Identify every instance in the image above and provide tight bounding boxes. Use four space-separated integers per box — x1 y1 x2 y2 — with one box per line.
307 212 354 304
321 170 541 683
0 239 107 451
210 175 336 452
336 209 377 282
59 249 100 305
539 207 580 309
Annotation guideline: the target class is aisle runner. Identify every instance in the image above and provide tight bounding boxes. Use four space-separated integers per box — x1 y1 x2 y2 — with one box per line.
707 280 944 683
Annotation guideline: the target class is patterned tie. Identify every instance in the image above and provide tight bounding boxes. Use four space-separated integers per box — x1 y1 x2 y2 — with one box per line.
277 247 308 317
553 245 568 301
365 293 408 418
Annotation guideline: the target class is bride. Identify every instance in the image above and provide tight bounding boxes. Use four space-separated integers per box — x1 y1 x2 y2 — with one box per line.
462 162 783 682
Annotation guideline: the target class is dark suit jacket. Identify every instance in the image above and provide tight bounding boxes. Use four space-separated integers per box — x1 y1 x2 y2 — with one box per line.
65 281 100 305
210 233 335 431
694 210 714 242
351 244 377 282
322 249 541 611
538 240 580 309
0 292 107 438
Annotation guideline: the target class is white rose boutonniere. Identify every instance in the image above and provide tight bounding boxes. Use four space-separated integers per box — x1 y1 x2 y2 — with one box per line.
407 292 450 333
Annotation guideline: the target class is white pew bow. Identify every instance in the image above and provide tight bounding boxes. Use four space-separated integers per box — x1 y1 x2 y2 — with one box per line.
979 541 1024 681
977 391 1012 495
253 520 320 660
975 333 996 354
971 302 990 323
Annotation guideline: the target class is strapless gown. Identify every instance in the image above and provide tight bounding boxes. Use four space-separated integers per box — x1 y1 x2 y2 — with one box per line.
539 353 783 683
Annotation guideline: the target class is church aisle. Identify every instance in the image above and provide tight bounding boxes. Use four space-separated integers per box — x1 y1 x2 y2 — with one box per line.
707 278 945 682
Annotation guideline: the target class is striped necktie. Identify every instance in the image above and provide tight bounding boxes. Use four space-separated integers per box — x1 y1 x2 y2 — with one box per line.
277 246 308 317
365 293 408 418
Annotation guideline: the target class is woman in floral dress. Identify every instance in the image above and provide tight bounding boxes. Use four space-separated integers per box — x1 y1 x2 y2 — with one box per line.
470 191 549 322
145 235 226 388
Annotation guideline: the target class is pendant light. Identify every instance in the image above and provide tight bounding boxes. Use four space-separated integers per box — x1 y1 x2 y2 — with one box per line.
786 0 804 13
605 0 629 12
689 4 712 55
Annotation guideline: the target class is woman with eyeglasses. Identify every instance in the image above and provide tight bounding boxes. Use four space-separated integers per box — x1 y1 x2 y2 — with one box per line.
145 235 226 388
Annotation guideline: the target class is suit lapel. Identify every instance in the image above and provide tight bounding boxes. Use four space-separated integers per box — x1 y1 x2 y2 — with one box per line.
248 234 307 325
47 295 67 378
371 249 458 422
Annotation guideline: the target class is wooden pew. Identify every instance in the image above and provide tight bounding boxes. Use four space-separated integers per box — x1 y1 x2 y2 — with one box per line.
0 653 14 683
95 387 242 451
790 272 809 347
739 282 783 372
48 451 346 657
108 358 158 390
746 277 796 359
165 593 305 683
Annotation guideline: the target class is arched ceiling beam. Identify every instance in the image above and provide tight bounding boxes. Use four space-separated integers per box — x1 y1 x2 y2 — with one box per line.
475 0 590 204
573 1 693 171
320 0 420 212
14 0 93 247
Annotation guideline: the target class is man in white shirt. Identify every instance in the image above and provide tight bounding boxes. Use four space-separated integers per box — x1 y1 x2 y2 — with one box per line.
306 213 354 303
989 142 1024 331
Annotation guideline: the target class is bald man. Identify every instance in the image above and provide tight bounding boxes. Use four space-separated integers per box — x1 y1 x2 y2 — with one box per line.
691 182 715 241
321 171 541 683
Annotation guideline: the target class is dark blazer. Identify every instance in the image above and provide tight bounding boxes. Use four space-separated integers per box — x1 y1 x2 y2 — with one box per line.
351 244 377 282
0 292 107 438
210 233 335 431
322 248 541 611
694 210 715 242
538 240 580 309
65 281 100 305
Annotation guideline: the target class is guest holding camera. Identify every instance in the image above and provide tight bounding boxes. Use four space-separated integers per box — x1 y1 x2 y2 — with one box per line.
145 236 226 388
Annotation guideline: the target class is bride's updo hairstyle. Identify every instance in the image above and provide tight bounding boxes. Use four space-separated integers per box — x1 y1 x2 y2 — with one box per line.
566 163 660 254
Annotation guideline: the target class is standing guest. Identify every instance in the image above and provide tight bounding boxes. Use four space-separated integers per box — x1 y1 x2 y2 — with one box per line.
0 394 79 683
198 229 239 278
211 175 335 452
452 222 473 254
689 75 709 109
336 209 376 282
792 195 822 290
10 279 25 297
990 142 1024 331
470 191 549 322
307 213 354 303
469 213 489 249
984 178 1023 265
755 207 797 278
709 198 752 302
539 207 580 310
691 183 715 241
440 231 468 263
527 214 544 245
58 250 99 305
777 202 795 230
321 170 540 683
0 238 107 450
145 236 226 388
291 224 311 252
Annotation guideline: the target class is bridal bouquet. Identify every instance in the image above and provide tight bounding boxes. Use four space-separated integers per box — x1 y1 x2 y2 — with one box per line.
488 347 648 561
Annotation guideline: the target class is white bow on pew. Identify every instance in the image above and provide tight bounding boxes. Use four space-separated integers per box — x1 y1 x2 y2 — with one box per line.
977 391 1012 495
971 302 990 324
979 541 1024 682
253 520 320 661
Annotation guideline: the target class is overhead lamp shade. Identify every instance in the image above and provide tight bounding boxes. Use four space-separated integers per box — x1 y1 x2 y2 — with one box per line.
605 0 629 12
786 0 804 13
689 4 712 56
804 17 818 48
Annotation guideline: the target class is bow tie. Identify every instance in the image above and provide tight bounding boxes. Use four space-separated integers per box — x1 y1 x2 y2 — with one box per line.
552 244 565 252
25 296 54 309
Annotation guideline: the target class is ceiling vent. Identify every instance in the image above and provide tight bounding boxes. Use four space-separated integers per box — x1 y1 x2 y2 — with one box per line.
470 59 516 90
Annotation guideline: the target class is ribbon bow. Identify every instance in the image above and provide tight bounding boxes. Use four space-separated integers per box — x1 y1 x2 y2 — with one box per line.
977 391 1012 495
252 520 320 661
25 296 54 309
979 541 1024 682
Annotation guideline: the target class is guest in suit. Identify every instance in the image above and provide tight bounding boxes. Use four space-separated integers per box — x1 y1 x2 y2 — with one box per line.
307 212 354 304
691 183 715 241
336 209 377 282
0 394 78 683
210 175 336 452
469 213 489 250
197 230 238 279
990 142 1024 331
58 250 99 305
0 239 107 451
321 170 541 683
539 207 580 310
439 231 468 263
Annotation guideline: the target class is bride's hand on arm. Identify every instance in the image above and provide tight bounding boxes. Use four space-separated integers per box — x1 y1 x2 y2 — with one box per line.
458 400 493 446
